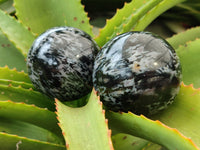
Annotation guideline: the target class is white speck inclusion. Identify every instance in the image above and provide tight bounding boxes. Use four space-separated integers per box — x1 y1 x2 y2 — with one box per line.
27 27 99 101
93 31 181 115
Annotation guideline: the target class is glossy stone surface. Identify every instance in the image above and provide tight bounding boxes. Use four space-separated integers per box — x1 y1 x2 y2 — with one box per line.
27 27 99 101
93 31 181 116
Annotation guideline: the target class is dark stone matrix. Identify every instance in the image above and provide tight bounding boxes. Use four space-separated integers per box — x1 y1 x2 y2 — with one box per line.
93 31 181 116
27 27 99 101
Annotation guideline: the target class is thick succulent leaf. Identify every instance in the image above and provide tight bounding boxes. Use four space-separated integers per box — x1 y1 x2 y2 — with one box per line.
0 84 55 111
112 133 149 150
0 66 33 90
175 38 200 88
0 9 35 57
106 110 199 149
0 100 63 140
151 83 200 148
0 0 15 14
107 83 200 149
0 66 31 83
112 133 165 150
0 132 65 150
14 0 93 36
0 118 62 144
56 89 114 150
95 0 152 46
0 30 27 72
143 144 166 150
133 0 186 31
0 79 34 89
167 26 200 49
95 0 185 47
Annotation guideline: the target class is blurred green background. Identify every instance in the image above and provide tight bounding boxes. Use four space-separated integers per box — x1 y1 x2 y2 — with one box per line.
1 0 199 38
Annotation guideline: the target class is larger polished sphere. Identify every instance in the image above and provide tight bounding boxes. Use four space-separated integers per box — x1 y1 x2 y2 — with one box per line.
93 31 181 115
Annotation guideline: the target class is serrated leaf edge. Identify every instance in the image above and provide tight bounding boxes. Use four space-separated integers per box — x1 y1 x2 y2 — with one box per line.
95 0 165 47
0 99 50 111
0 100 63 139
149 116 199 149
0 132 65 148
176 37 200 50
181 81 200 92
77 1 94 37
133 0 186 31
0 65 31 84
55 89 114 150
0 79 34 89
167 26 200 49
14 0 93 37
0 9 35 57
126 112 200 149
0 84 55 111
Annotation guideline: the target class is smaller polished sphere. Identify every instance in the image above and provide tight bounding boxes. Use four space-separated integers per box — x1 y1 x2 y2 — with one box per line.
27 27 99 101
93 31 181 116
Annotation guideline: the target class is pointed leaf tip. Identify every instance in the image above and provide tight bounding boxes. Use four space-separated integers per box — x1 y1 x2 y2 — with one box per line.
56 90 114 150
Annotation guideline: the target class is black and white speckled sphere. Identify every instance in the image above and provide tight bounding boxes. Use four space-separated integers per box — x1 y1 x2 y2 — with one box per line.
93 31 181 116
27 27 99 101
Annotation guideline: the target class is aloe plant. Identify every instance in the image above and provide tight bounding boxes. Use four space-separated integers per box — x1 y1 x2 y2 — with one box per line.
0 0 200 149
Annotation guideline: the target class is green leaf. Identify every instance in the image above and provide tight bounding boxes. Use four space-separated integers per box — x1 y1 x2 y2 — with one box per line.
0 132 65 150
14 0 93 36
107 83 200 149
152 83 200 148
0 84 55 111
0 9 35 57
167 26 200 49
95 0 185 47
95 0 150 46
133 0 186 31
0 101 63 140
0 66 31 83
0 79 34 89
95 0 160 47
176 38 200 88
112 133 165 150
0 0 15 14
112 133 149 150
106 110 199 149
0 30 27 72
0 118 62 144
56 90 114 150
